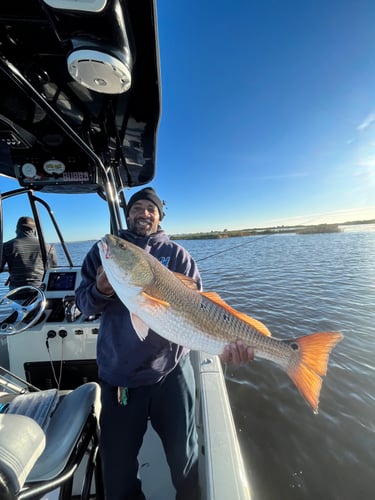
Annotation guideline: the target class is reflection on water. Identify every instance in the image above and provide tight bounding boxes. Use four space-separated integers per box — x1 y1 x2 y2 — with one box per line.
1 229 374 499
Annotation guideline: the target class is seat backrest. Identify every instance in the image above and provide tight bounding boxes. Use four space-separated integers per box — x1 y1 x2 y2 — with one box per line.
27 382 100 482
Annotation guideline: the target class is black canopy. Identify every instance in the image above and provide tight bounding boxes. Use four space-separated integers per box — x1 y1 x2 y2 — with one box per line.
0 0 161 194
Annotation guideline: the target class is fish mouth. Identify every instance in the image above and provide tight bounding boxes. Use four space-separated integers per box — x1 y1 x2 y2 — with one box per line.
100 236 111 259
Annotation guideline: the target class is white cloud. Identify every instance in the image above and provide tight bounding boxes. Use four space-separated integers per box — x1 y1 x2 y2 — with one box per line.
356 159 375 168
357 113 375 132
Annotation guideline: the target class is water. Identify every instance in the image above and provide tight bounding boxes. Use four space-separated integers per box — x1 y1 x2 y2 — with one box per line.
179 230 375 500
1 229 374 499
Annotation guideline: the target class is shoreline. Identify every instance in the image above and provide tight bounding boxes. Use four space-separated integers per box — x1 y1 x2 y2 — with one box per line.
171 219 375 241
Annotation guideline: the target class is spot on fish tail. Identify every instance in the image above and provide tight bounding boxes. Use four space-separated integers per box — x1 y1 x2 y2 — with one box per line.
286 331 343 412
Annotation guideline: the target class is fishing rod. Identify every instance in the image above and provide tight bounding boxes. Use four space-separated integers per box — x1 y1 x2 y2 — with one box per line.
195 233 271 263
193 215 332 264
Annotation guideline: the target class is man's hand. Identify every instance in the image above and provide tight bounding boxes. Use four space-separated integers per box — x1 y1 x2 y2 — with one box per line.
96 265 115 296
220 341 254 364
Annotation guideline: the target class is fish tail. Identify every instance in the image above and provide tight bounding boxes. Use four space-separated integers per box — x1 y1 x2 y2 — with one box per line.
286 331 343 413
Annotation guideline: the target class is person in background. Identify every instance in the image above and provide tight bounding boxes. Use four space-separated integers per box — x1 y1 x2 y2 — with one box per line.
75 187 254 500
1 216 58 290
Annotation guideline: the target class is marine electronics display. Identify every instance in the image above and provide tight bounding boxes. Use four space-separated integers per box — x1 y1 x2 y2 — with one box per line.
47 271 77 292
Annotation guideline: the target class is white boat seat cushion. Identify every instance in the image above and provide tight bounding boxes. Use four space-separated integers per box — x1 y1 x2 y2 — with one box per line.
0 414 46 497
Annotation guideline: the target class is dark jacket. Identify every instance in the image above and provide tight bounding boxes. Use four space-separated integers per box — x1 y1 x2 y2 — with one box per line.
1 227 58 289
75 229 202 388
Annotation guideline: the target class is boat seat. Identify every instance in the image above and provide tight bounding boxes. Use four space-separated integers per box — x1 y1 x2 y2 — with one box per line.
6 388 60 431
0 414 45 499
0 382 102 499
27 382 100 482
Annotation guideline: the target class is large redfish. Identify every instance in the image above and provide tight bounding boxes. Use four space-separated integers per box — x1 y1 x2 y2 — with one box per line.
98 234 343 413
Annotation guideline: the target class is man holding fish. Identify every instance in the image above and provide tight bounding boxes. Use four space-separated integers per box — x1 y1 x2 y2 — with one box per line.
75 187 252 500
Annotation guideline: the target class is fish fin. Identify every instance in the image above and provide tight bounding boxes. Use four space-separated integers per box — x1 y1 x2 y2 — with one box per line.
174 273 200 290
131 293 170 340
286 331 343 413
130 314 150 341
202 291 272 337
142 291 170 307
201 291 223 302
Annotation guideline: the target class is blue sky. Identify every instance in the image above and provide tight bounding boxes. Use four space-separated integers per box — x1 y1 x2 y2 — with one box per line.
1 0 375 241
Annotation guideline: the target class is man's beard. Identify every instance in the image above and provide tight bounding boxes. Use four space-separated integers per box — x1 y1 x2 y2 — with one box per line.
127 217 156 236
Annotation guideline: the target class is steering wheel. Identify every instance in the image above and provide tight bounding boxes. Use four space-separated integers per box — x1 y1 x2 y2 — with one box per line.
0 286 46 335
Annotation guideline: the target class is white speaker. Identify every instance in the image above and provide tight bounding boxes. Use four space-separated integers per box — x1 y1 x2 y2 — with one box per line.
42 0 107 12
67 49 132 94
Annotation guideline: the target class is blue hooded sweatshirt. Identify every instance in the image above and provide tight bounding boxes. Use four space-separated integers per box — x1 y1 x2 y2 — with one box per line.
75 229 202 388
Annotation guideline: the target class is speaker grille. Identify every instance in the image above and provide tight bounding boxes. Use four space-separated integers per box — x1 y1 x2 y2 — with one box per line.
67 50 131 94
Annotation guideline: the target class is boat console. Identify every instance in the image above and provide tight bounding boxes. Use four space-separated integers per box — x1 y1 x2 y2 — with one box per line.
0 272 103 498
6 267 100 390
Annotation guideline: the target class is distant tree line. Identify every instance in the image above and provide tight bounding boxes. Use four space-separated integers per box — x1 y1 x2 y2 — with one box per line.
170 219 375 241
296 224 341 234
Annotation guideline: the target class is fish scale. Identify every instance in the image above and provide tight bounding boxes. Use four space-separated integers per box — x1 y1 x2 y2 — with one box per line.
99 234 343 413
145 281 256 349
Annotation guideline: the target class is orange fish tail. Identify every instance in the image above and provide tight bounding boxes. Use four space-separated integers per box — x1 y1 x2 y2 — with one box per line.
286 331 343 413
